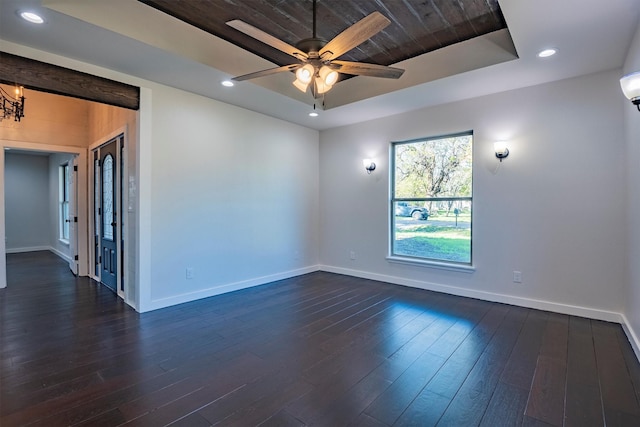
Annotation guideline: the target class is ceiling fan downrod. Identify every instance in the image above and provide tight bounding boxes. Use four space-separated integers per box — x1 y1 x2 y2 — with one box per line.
312 0 317 38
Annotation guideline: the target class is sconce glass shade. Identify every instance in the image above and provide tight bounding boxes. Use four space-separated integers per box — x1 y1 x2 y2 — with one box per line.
319 66 338 86
494 141 509 161
362 158 376 173
494 141 508 155
621 71 640 110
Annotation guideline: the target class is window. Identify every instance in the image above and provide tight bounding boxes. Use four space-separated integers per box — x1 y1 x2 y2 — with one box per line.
102 154 114 241
60 163 70 242
391 131 473 264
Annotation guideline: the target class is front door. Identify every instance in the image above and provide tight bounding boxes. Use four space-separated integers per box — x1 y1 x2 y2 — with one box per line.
100 141 117 291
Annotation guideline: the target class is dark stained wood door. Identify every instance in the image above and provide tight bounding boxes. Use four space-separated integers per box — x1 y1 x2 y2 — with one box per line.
100 140 117 291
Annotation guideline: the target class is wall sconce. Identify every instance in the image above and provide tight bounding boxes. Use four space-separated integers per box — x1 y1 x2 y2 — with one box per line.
621 71 640 111
363 159 376 174
494 141 509 162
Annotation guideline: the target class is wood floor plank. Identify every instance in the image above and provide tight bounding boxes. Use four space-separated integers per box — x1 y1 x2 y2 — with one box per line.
393 389 451 427
523 356 566 426
430 306 528 426
364 351 446 425
2 252 640 427
478 381 529 427
499 310 548 389
351 413 390 426
308 372 392 426
592 320 640 424
564 316 604 427
523 313 569 426
364 304 508 425
258 409 306 427
215 379 313 426
615 326 640 407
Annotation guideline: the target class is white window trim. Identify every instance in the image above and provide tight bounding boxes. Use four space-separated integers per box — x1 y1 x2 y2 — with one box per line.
386 255 475 273
390 131 473 266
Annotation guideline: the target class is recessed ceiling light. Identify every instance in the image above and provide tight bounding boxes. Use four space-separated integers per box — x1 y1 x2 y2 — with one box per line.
537 48 557 58
309 112 318 117
20 11 44 24
221 80 234 87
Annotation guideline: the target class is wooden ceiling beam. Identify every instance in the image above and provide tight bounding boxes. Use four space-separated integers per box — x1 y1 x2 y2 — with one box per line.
0 51 139 110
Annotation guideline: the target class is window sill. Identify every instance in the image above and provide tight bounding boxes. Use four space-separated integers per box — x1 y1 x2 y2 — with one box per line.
59 239 69 246
386 255 475 273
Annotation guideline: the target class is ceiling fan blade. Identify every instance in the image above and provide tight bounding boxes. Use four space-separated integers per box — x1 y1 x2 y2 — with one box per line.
232 64 300 81
331 61 404 79
227 20 308 60
319 12 390 61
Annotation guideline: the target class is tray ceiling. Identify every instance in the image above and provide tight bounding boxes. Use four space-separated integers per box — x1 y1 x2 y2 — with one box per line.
138 0 508 69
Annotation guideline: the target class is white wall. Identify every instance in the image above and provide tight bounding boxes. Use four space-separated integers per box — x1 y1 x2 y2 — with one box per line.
4 152 50 252
49 153 75 261
319 69 627 320
143 85 320 310
624 22 640 356
0 42 321 311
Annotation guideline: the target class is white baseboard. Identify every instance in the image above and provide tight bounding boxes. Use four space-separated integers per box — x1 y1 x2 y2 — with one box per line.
620 314 640 363
6 245 50 254
141 265 322 313
49 246 72 263
319 265 624 324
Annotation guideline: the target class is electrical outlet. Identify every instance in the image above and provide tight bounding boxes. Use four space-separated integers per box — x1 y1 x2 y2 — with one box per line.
186 267 194 279
513 271 522 283
350 251 356 260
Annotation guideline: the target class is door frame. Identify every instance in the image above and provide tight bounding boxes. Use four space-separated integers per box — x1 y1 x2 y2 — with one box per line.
0 140 88 288
68 155 79 275
89 127 128 300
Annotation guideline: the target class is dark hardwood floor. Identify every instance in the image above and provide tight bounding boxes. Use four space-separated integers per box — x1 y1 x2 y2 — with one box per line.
2 251 640 426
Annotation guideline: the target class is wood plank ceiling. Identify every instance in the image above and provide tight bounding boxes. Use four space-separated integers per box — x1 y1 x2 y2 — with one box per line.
138 0 507 69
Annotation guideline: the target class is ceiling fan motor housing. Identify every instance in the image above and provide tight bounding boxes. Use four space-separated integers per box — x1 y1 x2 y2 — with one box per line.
296 38 329 58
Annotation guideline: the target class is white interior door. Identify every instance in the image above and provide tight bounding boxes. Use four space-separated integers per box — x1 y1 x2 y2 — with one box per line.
68 156 78 275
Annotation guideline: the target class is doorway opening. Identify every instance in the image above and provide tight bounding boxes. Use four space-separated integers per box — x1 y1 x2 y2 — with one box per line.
1 142 89 288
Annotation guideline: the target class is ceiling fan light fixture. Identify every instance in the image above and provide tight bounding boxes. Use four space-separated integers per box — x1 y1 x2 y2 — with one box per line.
293 78 310 93
319 66 338 86
314 78 332 94
296 64 314 84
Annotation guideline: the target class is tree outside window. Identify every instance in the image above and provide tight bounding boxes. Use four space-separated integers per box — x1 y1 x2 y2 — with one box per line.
391 132 472 264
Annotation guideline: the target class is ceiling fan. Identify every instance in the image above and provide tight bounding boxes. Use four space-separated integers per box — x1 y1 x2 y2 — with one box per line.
226 0 405 97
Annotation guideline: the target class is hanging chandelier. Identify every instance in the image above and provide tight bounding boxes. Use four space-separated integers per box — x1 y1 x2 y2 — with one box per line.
1 85 25 122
